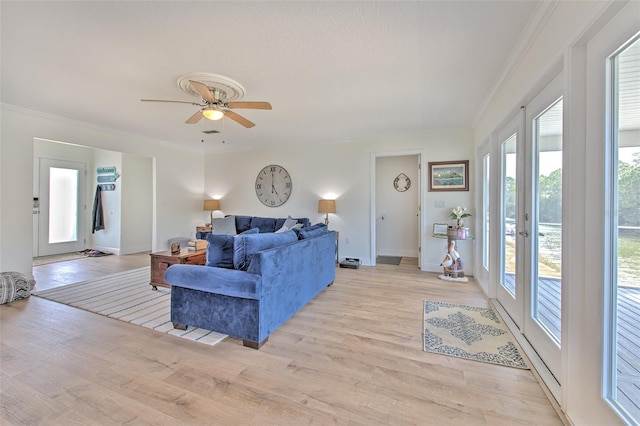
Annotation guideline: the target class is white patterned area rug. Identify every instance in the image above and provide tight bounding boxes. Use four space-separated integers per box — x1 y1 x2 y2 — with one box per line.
423 300 528 369
32 267 227 346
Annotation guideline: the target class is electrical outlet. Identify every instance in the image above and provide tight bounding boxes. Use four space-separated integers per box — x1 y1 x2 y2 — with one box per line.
344 237 350 245
434 200 445 208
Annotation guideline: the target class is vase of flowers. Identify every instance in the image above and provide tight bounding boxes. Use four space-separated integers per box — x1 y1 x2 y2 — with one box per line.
450 206 471 229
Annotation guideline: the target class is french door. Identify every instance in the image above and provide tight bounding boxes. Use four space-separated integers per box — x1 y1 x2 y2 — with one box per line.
496 74 564 382
36 158 86 256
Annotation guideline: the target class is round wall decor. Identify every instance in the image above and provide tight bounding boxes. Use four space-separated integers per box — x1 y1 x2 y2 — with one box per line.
255 165 292 207
394 173 411 192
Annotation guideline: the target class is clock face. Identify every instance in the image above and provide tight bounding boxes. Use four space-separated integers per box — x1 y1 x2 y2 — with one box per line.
255 165 292 207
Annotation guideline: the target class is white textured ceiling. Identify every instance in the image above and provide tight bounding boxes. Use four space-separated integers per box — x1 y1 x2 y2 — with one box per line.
1 1 539 152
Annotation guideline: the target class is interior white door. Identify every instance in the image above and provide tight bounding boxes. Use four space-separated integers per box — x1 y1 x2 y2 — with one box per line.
37 158 86 256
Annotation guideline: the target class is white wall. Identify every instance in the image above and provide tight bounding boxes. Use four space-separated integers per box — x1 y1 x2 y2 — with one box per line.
376 155 419 257
0 105 205 276
204 127 474 270
120 153 153 255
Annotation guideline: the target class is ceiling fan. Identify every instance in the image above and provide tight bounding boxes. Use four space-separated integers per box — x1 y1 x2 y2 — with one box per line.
141 76 271 128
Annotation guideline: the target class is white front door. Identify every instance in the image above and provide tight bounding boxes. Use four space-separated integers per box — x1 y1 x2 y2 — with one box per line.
37 158 86 256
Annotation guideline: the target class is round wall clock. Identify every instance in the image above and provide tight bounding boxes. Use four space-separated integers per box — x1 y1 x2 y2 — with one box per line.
255 164 292 207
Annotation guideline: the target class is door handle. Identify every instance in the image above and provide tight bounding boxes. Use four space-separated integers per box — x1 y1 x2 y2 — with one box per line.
518 230 529 237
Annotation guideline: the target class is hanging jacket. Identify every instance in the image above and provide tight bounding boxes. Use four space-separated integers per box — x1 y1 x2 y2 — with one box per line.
92 185 105 233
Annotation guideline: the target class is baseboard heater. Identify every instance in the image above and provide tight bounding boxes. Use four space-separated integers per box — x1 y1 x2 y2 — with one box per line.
339 258 361 269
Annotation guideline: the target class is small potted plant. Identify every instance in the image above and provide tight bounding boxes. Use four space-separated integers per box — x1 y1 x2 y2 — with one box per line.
450 206 471 229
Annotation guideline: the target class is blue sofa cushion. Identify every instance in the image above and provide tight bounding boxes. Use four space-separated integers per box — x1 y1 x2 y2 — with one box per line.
206 228 259 268
297 223 328 239
233 230 297 271
250 217 278 233
235 215 252 233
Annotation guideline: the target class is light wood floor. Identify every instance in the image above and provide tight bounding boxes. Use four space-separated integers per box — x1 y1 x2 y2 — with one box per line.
1 255 566 425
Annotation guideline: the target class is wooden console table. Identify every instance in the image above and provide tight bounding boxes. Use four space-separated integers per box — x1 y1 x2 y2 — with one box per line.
149 248 206 290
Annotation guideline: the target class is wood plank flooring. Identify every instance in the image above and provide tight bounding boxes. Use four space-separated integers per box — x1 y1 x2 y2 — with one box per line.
1 255 565 425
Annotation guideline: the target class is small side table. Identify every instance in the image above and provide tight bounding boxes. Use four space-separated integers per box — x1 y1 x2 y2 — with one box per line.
196 225 212 232
149 248 206 290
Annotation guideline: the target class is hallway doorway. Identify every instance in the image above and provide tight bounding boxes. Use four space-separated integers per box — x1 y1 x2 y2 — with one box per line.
371 150 424 268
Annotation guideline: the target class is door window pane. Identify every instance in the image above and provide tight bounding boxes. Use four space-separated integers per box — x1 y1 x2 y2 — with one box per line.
483 154 490 270
533 98 563 344
607 35 640 423
501 133 517 295
49 167 79 244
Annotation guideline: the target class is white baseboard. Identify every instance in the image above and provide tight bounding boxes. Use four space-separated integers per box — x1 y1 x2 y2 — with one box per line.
119 245 152 255
377 249 419 257
90 245 120 256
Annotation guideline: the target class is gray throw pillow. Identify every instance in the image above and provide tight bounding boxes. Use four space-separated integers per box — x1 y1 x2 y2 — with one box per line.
212 215 237 236
283 215 298 229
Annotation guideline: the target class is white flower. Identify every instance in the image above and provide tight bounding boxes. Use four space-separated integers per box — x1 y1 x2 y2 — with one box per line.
450 206 471 220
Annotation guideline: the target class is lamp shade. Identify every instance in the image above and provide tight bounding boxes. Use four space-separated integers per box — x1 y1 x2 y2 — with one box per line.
203 199 220 211
317 199 336 214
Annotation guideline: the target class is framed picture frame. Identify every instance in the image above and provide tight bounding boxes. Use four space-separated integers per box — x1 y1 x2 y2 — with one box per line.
433 223 449 236
428 160 469 191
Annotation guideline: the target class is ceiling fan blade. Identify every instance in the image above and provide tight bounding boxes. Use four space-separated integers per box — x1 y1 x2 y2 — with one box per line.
185 110 203 124
141 99 202 106
226 101 272 110
189 80 216 103
224 110 255 128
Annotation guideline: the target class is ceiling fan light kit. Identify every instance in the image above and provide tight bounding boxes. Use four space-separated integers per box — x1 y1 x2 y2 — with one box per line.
202 108 224 121
141 72 271 128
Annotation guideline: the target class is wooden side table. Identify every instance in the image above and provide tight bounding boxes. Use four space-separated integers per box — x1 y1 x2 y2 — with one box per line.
196 225 212 232
149 248 206 290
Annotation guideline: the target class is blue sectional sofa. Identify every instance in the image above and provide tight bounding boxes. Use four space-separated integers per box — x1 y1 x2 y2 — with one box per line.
165 223 335 349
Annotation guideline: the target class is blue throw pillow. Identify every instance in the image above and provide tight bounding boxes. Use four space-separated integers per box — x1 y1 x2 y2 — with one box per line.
205 234 234 268
205 228 259 268
240 227 260 236
233 230 297 270
297 223 328 239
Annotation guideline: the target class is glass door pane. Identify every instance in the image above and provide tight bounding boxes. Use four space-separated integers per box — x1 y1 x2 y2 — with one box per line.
49 167 79 244
501 133 518 296
607 35 640 423
482 154 490 271
533 98 563 344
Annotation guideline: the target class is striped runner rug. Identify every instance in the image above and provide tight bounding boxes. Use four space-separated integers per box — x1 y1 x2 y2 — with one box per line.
32 267 227 346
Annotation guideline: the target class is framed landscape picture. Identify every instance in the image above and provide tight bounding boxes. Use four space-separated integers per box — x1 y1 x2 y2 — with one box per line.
428 160 469 191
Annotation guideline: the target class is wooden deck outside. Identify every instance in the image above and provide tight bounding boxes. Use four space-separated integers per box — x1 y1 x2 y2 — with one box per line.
502 274 640 419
